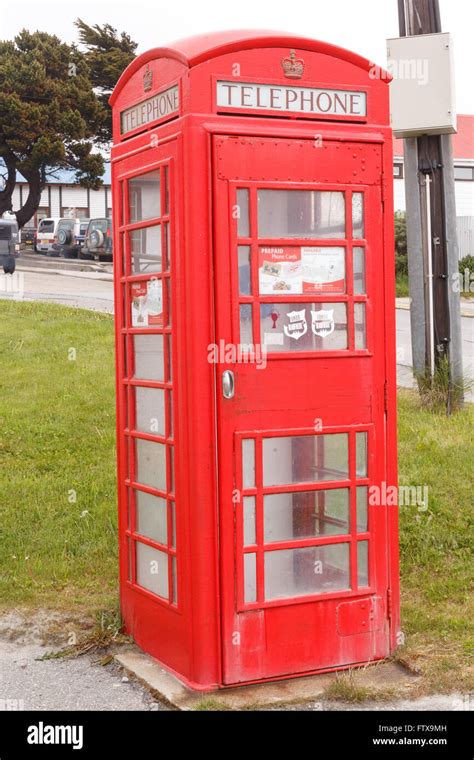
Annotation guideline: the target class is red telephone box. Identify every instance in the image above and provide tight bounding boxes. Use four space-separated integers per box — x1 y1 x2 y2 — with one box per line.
110 30 400 690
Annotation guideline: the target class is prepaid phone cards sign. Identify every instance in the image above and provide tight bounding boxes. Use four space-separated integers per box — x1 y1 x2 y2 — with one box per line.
131 279 163 327
259 246 345 294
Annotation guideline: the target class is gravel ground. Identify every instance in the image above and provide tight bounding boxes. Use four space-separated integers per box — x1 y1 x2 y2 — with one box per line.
0 611 168 712
0 640 168 711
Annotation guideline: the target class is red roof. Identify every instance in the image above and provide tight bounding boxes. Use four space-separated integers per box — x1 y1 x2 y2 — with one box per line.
111 29 387 106
393 114 474 159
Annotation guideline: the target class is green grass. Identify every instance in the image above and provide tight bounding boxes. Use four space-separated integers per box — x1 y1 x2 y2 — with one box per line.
0 302 472 694
397 388 474 693
396 273 409 298
0 301 117 609
323 674 397 703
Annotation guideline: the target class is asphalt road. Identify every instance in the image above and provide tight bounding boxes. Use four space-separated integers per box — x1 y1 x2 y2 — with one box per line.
0 258 114 313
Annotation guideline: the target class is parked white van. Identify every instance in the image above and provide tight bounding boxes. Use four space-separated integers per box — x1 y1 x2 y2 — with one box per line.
35 218 61 253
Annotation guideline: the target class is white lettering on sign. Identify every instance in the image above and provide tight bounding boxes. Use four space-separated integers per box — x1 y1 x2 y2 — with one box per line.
216 81 366 118
120 85 179 134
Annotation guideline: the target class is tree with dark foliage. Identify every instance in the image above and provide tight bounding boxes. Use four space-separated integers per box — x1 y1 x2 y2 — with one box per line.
75 19 137 144
0 30 106 226
0 22 137 227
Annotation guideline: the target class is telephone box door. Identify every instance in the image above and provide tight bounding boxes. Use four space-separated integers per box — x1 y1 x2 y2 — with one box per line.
213 134 391 684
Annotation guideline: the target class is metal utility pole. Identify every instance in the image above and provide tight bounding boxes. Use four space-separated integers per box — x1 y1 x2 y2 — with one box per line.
397 0 463 405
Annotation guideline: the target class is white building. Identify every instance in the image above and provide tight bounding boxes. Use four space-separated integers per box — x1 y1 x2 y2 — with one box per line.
393 114 474 258
4 163 111 225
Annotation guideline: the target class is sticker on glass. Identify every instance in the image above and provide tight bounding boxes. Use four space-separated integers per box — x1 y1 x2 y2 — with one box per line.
131 279 163 327
284 309 307 340
311 309 335 337
259 247 302 294
263 332 284 345
302 247 345 294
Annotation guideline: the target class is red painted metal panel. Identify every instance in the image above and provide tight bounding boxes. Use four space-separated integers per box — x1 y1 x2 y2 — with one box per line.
213 135 393 684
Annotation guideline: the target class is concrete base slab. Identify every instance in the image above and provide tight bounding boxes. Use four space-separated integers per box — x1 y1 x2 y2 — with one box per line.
114 647 419 711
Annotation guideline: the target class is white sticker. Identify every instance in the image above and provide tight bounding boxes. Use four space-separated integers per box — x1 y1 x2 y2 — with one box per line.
311 309 335 337
263 332 284 345
283 309 308 340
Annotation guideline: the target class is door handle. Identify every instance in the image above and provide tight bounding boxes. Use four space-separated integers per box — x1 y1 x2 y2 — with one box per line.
222 370 235 399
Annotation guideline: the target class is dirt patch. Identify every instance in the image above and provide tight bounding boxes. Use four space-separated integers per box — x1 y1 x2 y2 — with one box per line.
0 608 95 647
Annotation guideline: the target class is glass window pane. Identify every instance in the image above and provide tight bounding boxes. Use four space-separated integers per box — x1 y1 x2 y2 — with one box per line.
265 544 350 600
135 387 165 436
130 225 162 274
166 335 172 382
135 438 166 492
356 486 368 532
261 302 347 353
167 390 173 438
136 490 167 544
358 541 369 586
127 537 132 581
242 439 255 489
264 489 349 543
170 502 176 548
238 245 252 295
172 556 177 604
123 335 128 377
240 303 253 345
258 190 345 239
136 542 169 599
243 496 256 546
169 446 174 494
163 165 169 214
133 334 164 381
353 247 366 295
162 223 169 271
354 302 366 349
263 434 348 486
237 188 250 237
244 553 257 603
121 232 127 277
165 278 171 326
129 170 161 222
352 193 364 238
356 432 368 478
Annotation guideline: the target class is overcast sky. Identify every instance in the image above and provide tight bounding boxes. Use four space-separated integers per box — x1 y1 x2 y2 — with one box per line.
1 0 473 113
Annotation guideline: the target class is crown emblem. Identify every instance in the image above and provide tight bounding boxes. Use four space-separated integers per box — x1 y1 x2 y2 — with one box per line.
281 49 304 79
143 64 153 92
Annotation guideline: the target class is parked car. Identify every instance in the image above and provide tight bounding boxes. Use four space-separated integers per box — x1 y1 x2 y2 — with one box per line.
81 218 113 261
35 217 61 254
52 218 90 258
0 218 20 274
22 226 36 248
